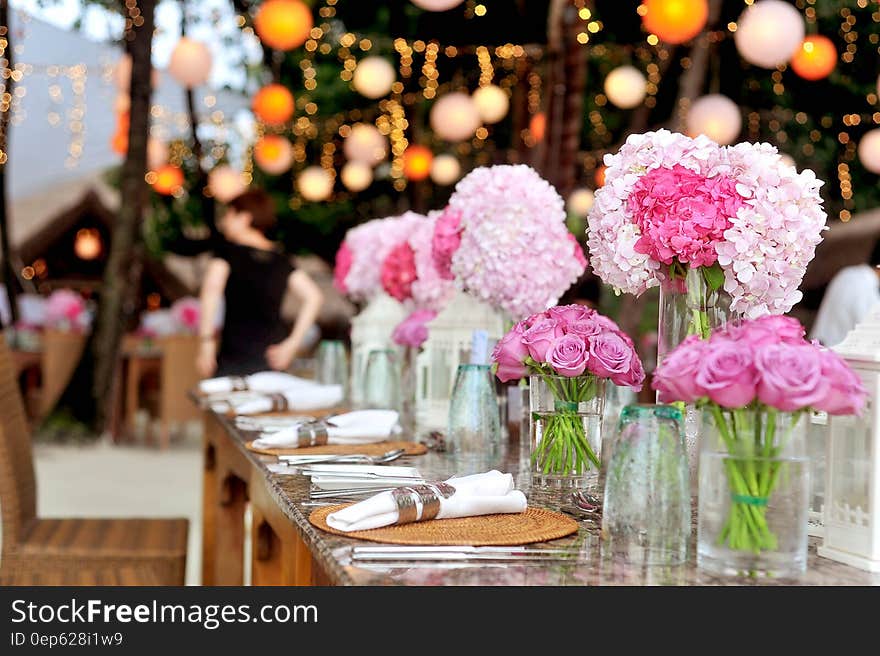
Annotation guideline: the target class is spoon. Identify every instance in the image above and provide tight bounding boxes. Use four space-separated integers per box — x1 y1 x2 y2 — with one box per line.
570 490 601 513
281 448 406 467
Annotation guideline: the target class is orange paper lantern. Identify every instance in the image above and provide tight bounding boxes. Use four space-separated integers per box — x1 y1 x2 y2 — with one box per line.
151 165 185 196
110 131 127 155
529 112 546 141
402 145 433 181
252 84 295 126
790 35 837 81
595 165 607 188
254 135 294 174
641 0 708 45
254 0 313 51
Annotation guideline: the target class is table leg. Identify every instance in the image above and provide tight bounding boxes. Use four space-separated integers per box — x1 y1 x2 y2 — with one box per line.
125 356 141 441
214 471 247 586
201 437 217 586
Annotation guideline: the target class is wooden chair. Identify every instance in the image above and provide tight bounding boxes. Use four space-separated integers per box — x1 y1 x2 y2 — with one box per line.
0 334 189 585
0 566 162 586
39 329 87 419
157 334 202 449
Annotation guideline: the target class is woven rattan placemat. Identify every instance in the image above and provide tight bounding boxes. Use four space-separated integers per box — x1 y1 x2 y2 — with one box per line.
245 440 427 457
308 506 578 546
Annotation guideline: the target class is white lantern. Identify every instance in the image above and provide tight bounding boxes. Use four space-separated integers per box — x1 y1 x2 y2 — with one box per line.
208 165 246 202
686 94 742 145
603 66 647 109
297 166 334 201
168 37 213 88
340 161 373 192
858 129 880 174
146 138 169 170
352 56 396 99
566 188 595 217
343 123 388 166
114 93 130 114
411 0 464 10
472 85 509 124
430 92 481 142
430 153 462 185
350 292 409 407
114 54 160 91
818 306 880 571
780 153 796 169
734 0 805 69
415 291 507 434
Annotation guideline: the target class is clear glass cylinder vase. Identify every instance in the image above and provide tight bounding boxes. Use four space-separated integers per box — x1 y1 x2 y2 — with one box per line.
657 266 737 489
528 374 605 491
697 407 810 579
448 364 502 473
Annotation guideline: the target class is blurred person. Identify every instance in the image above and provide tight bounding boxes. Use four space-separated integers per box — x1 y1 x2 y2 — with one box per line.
810 239 880 347
197 189 324 377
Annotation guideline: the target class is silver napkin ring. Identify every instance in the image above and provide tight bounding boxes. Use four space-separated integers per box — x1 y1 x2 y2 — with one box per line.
230 376 248 391
296 422 329 447
268 393 289 412
392 482 456 524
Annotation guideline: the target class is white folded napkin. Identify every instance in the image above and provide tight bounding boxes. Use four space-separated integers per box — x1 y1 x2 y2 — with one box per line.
325 470 528 532
210 383 344 415
199 371 316 395
251 410 399 449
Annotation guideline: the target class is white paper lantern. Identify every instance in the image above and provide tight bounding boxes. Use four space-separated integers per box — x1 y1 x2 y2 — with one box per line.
411 0 464 10
472 85 509 124
208 165 247 202
297 166 334 201
780 153 796 169
343 123 388 166
168 37 213 88
352 57 396 99
114 54 160 91
430 92 481 142
858 129 880 174
686 94 742 145
567 188 595 217
430 154 461 185
340 161 373 192
734 0 805 69
146 138 169 170
114 93 130 114
604 66 647 109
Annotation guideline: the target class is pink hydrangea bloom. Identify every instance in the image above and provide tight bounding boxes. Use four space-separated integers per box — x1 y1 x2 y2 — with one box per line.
392 309 437 348
447 165 586 319
380 242 418 302
409 212 455 312
170 296 200 333
45 289 88 331
333 242 353 294
431 207 462 281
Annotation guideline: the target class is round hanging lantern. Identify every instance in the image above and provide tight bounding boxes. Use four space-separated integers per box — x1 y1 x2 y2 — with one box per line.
208 165 247 202
567 188 595 217
529 112 546 141
111 131 127 155
641 0 708 44
352 56 396 99
403 145 433 181
168 37 212 88
114 54 159 91
114 93 130 114
411 0 464 10
686 94 742 145
858 129 880 174
297 166 334 201
254 0 313 51
340 161 373 192
779 153 796 169
252 84 295 125
74 228 103 261
734 0 805 69
472 85 509 124
254 135 294 174
430 92 481 142
147 138 169 170
343 123 388 165
151 164 185 196
790 35 837 81
595 165 607 187
430 153 461 185
604 66 647 109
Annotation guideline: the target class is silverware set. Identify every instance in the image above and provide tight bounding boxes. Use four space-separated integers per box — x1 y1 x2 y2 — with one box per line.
348 545 587 563
279 448 406 467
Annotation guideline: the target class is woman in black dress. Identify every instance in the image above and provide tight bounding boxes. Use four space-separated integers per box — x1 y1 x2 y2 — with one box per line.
196 189 324 378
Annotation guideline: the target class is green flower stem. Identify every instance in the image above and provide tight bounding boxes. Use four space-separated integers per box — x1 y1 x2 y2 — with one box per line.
531 374 600 477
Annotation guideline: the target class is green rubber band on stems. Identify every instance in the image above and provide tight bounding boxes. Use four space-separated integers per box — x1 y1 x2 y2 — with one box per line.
554 400 579 412
731 493 769 507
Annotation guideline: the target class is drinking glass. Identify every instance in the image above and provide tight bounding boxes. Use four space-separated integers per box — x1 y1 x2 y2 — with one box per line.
447 364 502 473
601 404 690 565
362 348 401 412
316 340 349 392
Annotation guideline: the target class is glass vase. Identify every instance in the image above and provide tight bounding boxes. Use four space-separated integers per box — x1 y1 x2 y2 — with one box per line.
697 407 810 579
657 265 737 490
528 374 605 491
447 364 502 474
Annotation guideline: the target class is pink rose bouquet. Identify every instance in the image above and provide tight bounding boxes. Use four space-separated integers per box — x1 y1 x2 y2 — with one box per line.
492 304 645 478
436 164 587 319
45 289 89 332
170 296 200 334
653 315 866 559
587 130 826 334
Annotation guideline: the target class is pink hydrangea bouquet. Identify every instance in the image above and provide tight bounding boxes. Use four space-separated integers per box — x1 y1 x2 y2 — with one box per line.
170 297 200 334
435 165 587 320
392 309 437 349
587 130 826 335
492 304 645 479
653 315 866 559
45 289 89 332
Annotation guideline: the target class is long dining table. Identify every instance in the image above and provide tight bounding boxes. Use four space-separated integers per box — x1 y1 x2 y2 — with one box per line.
198 403 880 586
